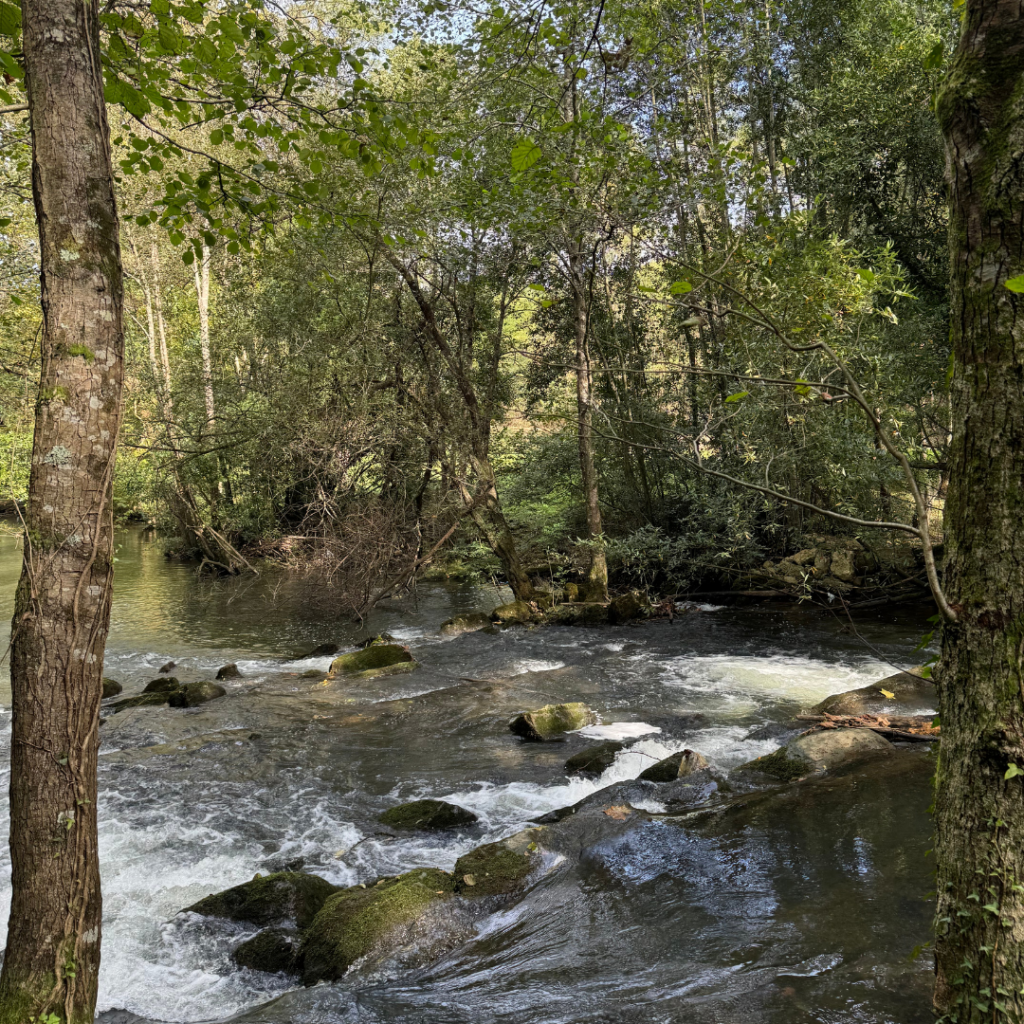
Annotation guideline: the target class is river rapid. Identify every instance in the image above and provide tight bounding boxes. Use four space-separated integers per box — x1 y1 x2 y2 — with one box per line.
0 524 937 1023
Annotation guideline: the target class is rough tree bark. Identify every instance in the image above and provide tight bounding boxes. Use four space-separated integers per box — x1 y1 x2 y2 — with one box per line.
932 3 1024 1020
0 0 124 1018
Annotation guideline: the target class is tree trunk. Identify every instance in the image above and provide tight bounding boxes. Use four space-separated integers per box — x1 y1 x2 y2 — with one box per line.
0 0 123 1018
570 250 608 602
193 241 215 428
932 4 1024 1020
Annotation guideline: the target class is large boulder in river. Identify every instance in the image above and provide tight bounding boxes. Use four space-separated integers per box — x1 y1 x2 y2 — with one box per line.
216 663 242 680
300 868 454 984
738 728 893 781
814 667 935 716
184 871 338 930
232 927 299 975
143 677 180 693
439 612 493 637
639 748 709 783
102 678 122 699
109 682 181 712
510 702 597 742
329 644 416 680
453 827 546 898
607 591 651 624
564 741 623 777
378 798 478 831
168 681 226 708
544 603 609 626
301 642 340 659
490 600 537 625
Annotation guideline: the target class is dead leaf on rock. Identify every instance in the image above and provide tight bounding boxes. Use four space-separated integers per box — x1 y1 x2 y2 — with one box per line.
603 804 632 821
463 874 476 886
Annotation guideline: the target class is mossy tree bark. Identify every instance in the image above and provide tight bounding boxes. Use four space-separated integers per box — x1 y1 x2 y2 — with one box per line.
0 0 124 1018
933 3 1024 1020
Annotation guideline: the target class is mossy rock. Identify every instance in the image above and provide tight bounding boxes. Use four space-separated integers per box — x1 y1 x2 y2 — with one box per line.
814 667 934 716
564 583 581 602
109 690 178 713
102 678 122 699
301 642 340 658
168 681 226 708
300 668 324 679
607 591 652 624
738 728 893 781
439 612 493 637
300 868 454 984
216 663 242 680
184 871 338 930
453 828 545 898
329 644 416 680
543 603 609 627
378 798 478 831
490 600 537 625
564 741 623 777
639 748 709 783
159 660 177 674
142 677 180 694
509 702 596 742
232 927 299 975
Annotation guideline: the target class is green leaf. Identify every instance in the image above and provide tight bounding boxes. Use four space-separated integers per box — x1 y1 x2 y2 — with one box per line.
1005 763 1023 780
1004 275 1024 293
510 136 542 172
669 280 693 294
725 391 749 403
856 268 875 284
923 40 944 70
0 0 22 35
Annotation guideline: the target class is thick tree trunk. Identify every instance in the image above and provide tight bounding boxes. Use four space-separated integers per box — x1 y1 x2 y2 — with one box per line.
570 252 608 602
932 4 1024 1020
0 0 123 1018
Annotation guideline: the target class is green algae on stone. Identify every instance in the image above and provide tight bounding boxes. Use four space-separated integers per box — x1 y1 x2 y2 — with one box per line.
329 644 416 680
102 677 122 699
607 591 652 624
453 828 545 898
737 745 811 782
109 688 180 713
490 600 537 625
378 798 478 831
184 871 338 930
439 612 494 636
564 741 623 777
543 603 609 626
737 729 892 781
300 868 454 984
168 681 226 708
509 702 596 742
142 677 181 694
232 927 299 974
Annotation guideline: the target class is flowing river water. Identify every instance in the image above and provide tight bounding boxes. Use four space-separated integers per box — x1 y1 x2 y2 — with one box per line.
0 524 937 1023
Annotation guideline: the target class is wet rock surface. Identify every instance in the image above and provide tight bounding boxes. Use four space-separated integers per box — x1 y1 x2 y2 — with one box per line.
328 644 416 679
185 871 339 930
814 666 935 716
509 702 596 741
378 798 479 831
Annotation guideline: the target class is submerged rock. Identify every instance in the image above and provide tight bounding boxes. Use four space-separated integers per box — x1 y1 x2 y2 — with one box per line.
184 871 338 930
607 591 651 624
300 668 323 679
158 661 176 674
639 748 709 782
738 728 893 781
216 663 242 680
301 643 339 659
300 868 454 984
329 644 416 680
814 667 934 716
510 702 596 742
102 678 122 699
453 828 545 898
490 600 537 625
378 798 478 831
108 689 179 713
564 741 623 777
168 681 226 708
232 927 299 975
439 612 493 636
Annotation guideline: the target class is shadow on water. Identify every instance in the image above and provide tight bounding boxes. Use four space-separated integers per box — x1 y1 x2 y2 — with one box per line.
0 524 936 1023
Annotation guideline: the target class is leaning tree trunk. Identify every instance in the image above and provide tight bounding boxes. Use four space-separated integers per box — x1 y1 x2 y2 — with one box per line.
0 0 123 1019
932 4 1024 1020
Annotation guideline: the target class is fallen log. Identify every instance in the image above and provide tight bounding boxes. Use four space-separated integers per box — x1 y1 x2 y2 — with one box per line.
796 712 939 742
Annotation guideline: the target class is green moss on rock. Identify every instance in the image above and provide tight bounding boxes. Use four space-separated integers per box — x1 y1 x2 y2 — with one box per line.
168 681 226 708
607 591 651 624
142 677 180 693
378 798 478 831
439 612 493 636
300 868 454 983
509 702 596 742
453 829 544 898
639 748 709 783
329 644 416 680
184 871 338 930
102 677 122 699
738 746 811 781
232 927 299 974
490 600 537 625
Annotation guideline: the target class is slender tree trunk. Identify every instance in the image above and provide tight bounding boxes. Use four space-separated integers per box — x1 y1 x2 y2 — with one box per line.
193 241 215 428
932 4 1024 1020
0 0 124 1018
570 249 608 602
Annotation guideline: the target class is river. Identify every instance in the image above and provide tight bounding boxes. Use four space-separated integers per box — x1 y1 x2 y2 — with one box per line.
0 523 937 1023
